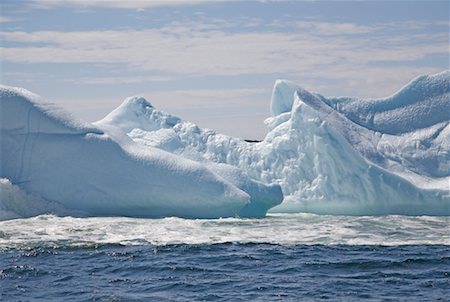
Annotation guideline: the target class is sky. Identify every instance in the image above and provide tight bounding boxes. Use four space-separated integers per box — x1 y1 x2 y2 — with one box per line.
1 0 449 139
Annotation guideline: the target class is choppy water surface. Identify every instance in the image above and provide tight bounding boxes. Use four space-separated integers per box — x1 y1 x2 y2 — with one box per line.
0 214 449 301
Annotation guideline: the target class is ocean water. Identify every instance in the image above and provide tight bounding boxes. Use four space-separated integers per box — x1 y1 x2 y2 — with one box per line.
0 214 449 301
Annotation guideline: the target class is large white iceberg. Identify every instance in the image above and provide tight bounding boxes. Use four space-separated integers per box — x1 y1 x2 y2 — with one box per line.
0 86 282 219
98 71 449 215
1 71 449 219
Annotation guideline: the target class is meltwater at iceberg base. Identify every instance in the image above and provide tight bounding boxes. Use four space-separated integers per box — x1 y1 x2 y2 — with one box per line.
0 71 449 220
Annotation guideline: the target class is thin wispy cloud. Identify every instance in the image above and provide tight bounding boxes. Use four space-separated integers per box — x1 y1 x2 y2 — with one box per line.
155 87 271 103
0 16 20 23
1 21 447 79
76 75 178 85
28 0 208 10
295 21 375 35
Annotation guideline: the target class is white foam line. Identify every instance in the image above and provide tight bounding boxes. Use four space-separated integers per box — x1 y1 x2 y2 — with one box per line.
0 214 448 249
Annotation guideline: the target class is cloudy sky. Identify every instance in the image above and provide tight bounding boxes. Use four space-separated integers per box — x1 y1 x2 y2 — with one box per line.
1 0 449 139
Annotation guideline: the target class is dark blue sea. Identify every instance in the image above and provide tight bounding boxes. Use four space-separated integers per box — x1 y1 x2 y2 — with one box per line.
0 214 448 301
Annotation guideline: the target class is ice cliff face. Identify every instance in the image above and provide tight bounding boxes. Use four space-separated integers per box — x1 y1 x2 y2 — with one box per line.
0 86 282 219
99 71 449 215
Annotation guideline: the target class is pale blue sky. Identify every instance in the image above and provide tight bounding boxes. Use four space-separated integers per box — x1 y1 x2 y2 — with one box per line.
1 0 449 139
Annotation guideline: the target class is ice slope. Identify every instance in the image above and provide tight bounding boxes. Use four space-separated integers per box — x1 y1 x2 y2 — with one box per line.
0 85 284 220
99 71 450 215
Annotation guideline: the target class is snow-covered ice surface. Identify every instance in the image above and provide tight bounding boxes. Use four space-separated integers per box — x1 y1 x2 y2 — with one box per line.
98 71 450 216
0 86 282 219
1 71 449 219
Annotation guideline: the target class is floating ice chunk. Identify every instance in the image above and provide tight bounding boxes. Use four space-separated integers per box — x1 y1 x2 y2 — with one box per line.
0 86 263 220
2 70 448 218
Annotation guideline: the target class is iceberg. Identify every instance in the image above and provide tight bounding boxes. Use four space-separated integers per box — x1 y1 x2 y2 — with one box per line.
1 71 448 219
98 71 449 216
0 86 282 219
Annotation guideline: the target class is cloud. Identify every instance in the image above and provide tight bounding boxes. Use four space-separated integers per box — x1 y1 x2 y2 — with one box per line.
28 0 209 10
75 75 177 85
1 22 447 79
147 87 271 107
0 16 20 23
2 17 448 107
295 21 375 35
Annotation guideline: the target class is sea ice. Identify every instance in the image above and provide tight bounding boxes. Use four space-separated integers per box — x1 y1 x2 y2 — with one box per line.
1 71 449 219
0 86 282 219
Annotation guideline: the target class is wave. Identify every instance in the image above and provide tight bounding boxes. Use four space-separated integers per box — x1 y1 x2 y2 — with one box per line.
0 214 448 250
